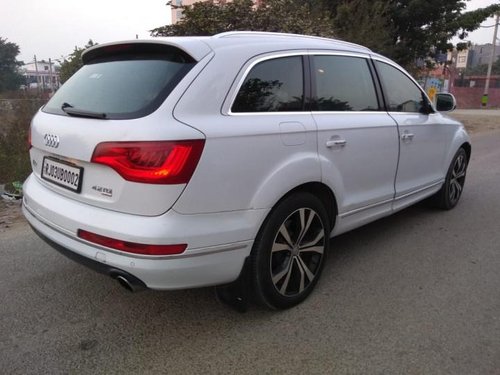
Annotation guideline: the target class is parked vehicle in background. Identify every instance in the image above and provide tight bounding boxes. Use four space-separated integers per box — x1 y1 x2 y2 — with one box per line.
23 32 470 310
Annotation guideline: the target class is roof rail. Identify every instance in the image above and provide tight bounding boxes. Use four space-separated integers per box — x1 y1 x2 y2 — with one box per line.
213 31 371 52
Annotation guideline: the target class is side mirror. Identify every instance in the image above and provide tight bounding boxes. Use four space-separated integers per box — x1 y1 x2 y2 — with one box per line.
436 93 457 112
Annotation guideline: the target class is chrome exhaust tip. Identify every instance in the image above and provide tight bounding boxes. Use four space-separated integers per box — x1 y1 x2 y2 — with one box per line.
110 270 147 292
116 275 135 292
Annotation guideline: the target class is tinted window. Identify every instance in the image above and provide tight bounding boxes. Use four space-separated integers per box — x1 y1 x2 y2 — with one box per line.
232 56 304 112
313 55 379 111
43 50 195 119
375 61 428 113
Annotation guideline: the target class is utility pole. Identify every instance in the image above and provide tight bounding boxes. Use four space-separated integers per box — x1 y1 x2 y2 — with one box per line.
34 54 40 94
48 58 53 94
483 13 499 108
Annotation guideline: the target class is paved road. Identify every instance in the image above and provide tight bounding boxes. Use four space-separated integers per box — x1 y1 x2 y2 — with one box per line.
1 131 499 374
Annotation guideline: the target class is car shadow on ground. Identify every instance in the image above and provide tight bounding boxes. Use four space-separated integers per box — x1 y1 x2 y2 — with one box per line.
65 200 437 316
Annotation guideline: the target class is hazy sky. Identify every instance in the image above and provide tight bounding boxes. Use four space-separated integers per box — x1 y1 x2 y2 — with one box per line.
2 0 171 63
1 0 499 64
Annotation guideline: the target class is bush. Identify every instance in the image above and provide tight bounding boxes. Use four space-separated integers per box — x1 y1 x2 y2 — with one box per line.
0 92 46 184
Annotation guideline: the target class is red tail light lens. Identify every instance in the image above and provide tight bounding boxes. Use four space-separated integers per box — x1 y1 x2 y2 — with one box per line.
78 229 187 255
91 140 204 184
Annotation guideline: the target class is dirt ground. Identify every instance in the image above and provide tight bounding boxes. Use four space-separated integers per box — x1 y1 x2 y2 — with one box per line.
0 198 23 233
450 110 500 134
1 110 498 232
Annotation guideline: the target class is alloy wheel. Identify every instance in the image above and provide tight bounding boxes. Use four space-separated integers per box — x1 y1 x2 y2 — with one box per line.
449 152 467 205
270 208 325 297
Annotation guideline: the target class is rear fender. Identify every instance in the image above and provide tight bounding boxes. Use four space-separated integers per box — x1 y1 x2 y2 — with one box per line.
249 152 321 211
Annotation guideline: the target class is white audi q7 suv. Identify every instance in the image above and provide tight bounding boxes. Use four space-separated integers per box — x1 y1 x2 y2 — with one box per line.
23 32 470 310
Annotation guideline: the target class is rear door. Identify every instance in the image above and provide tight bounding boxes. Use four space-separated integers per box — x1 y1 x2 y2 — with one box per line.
311 54 399 219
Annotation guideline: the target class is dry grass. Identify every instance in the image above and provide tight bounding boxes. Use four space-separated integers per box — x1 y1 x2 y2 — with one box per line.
0 93 46 184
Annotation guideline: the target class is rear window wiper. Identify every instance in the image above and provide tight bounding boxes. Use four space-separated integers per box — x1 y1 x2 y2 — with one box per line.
61 102 107 119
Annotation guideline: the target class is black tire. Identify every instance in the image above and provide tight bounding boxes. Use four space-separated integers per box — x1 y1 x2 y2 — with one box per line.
251 192 330 310
432 147 468 210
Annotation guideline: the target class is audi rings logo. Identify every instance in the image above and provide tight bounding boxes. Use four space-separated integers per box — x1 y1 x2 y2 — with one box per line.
44 134 60 148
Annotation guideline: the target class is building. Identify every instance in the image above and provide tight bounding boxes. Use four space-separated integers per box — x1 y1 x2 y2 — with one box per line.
443 44 500 108
456 49 470 69
171 0 198 24
447 43 500 71
21 60 60 91
469 43 500 67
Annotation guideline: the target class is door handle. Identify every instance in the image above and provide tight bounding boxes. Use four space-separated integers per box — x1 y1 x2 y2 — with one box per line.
401 133 414 141
326 139 347 148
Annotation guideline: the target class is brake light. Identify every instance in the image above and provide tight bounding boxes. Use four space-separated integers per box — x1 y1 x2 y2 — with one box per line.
78 229 187 255
91 140 204 184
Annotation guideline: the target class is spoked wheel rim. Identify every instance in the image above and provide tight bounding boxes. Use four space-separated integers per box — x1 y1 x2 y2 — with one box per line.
270 207 325 297
449 153 467 205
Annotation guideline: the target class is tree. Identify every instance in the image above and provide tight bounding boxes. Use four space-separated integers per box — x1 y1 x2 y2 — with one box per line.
152 0 500 72
59 40 97 83
152 0 254 36
386 0 500 68
0 38 23 92
329 0 394 57
311 0 500 69
151 0 333 37
251 0 333 36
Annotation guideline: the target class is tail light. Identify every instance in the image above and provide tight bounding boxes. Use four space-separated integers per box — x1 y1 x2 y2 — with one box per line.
91 140 204 184
78 229 187 255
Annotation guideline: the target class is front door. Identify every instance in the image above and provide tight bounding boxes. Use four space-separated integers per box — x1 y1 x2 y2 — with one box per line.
373 60 451 208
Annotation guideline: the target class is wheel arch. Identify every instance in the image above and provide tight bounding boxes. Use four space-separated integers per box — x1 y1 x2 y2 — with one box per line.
461 141 471 162
441 126 471 175
269 182 338 231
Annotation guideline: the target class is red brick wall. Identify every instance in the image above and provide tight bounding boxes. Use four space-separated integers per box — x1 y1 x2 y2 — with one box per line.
450 87 500 109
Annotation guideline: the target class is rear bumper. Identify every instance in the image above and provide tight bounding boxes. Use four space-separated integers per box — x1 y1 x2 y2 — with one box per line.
23 174 268 289
30 224 147 290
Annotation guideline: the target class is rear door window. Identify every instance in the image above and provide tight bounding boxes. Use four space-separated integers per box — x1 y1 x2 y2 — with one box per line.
312 55 380 111
231 56 304 112
43 45 196 119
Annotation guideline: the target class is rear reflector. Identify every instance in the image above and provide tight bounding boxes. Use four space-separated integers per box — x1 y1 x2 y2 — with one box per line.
77 229 187 256
91 140 204 184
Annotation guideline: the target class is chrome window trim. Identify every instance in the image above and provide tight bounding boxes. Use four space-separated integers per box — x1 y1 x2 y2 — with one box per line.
228 110 388 117
371 56 436 113
312 111 386 116
224 50 372 116
387 111 440 116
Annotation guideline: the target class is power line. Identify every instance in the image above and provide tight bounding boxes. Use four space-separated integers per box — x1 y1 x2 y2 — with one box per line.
480 23 500 28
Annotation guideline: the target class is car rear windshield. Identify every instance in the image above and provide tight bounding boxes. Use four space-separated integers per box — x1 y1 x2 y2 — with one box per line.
43 45 196 120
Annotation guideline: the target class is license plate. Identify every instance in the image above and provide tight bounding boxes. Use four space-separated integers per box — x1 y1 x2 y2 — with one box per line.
41 157 83 193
